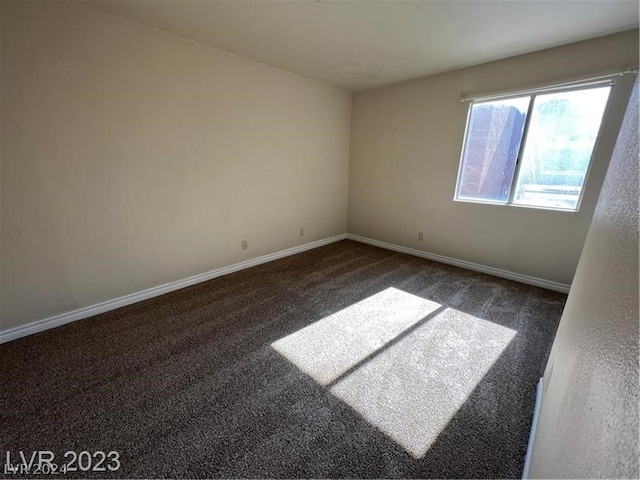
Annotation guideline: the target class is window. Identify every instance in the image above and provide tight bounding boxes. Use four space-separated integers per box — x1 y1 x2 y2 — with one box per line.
455 83 612 211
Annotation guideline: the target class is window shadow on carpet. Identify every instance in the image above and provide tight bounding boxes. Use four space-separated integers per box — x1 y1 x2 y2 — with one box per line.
271 287 517 460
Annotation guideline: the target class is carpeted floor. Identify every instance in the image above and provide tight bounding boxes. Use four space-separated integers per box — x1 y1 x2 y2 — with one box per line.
0 240 565 479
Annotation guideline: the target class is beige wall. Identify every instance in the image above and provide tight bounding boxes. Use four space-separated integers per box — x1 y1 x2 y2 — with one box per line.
348 30 638 285
1 0 351 330
529 79 638 478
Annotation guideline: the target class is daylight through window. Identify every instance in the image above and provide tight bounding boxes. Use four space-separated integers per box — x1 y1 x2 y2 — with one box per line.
455 83 612 211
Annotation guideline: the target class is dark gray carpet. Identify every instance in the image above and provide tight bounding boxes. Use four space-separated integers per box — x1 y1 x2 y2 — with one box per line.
0 240 565 478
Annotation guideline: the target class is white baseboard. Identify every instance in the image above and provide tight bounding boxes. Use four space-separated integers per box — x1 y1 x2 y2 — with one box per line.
0 232 568 345
346 234 570 293
0 234 347 345
522 378 544 479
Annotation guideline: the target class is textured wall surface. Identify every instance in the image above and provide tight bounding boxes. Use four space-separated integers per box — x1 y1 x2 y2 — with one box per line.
529 79 639 478
1 0 351 331
348 30 638 285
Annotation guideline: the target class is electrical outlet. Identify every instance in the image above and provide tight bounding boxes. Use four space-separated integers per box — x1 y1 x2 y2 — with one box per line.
241 240 248 250
418 232 424 241
299 228 304 237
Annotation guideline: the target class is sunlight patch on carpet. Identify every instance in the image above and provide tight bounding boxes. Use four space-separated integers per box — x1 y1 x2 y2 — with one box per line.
271 287 517 458
271 287 441 385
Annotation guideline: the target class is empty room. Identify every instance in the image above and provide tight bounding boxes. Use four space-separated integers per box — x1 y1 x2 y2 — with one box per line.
1 0 638 478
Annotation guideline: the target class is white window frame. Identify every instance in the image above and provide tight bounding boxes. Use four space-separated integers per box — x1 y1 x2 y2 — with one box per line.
453 79 616 212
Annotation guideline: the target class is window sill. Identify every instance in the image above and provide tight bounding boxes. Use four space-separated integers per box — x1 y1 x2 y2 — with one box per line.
453 197 580 213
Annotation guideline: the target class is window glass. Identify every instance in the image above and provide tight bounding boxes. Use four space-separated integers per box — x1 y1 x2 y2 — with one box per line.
455 84 611 211
457 97 529 202
512 87 611 210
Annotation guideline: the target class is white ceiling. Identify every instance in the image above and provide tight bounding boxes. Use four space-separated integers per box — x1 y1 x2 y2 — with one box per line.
81 0 639 92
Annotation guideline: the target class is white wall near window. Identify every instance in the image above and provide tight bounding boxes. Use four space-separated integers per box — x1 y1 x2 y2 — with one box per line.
529 77 638 479
348 29 638 285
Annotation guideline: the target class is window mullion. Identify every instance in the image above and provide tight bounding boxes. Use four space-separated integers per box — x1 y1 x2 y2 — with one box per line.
507 95 536 205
